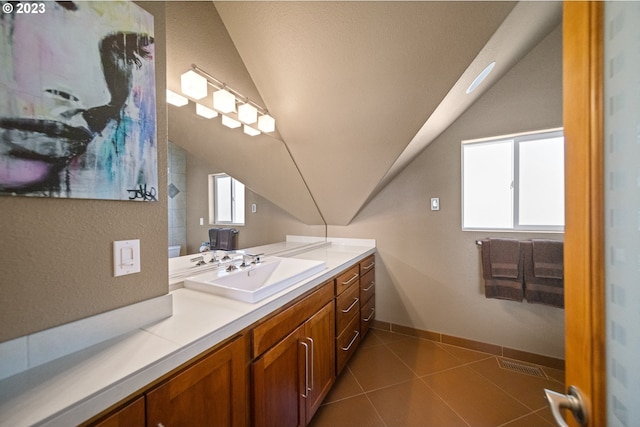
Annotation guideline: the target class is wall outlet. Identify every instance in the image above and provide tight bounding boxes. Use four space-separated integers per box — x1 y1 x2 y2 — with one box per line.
431 198 440 211
252 203 257 213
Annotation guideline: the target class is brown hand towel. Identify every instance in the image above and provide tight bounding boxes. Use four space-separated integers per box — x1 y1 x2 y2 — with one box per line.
217 228 238 251
490 238 521 278
523 241 564 308
481 239 524 302
532 239 564 279
209 228 219 250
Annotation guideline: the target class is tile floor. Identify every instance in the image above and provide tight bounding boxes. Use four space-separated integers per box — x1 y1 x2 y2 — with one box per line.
309 328 565 427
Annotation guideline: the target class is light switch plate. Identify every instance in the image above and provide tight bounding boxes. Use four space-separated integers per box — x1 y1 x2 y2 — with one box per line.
431 198 440 211
113 239 141 277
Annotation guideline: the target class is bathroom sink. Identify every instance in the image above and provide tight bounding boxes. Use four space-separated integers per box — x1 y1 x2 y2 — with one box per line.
183 257 326 303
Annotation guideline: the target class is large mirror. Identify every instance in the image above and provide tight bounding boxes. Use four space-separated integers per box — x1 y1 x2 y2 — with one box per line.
166 2 326 256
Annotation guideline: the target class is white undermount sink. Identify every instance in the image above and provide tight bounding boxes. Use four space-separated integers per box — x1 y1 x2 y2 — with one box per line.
183 257 326 303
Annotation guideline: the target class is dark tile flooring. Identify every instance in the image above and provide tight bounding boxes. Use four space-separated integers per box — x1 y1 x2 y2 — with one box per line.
309 328 565 427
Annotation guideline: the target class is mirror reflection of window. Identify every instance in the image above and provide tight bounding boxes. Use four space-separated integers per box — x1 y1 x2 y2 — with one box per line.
211 174 245 225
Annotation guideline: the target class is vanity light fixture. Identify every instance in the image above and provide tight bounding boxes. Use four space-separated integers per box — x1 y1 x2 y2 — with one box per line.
181 70 208 100
243 125 260 136
257 114 275 133
196 103 218 119
166 89 188 107
173 64 276 136
213 88 236 113
221 114 241 129
238 103 258 124
466 61 496 94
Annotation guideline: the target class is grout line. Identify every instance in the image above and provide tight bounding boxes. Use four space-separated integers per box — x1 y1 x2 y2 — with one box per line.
466 356 550 413
417 375 472 427
362 391 389 427
366 329 475 426
341 361 388 427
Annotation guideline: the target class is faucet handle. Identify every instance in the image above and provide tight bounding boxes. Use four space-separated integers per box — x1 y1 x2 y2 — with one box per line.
190 256 206 267
242 252 263 266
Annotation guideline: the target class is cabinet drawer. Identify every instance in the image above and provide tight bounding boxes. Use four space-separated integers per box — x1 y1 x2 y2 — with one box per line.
360 295 375 337
335 265 359 296
360 268 375 304
335 282 360 335
252 281 333 358
359 255 375 275
336 313 360 374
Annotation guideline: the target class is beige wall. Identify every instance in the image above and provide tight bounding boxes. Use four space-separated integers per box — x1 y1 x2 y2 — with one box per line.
185 151 325 255
330 25 565 358
0 2 167 343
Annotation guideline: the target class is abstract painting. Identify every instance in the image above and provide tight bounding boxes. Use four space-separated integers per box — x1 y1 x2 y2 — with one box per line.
0 1 157 201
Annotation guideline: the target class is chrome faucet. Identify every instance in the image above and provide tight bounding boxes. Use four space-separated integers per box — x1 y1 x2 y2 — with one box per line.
190 256 206 267
241 253 263 267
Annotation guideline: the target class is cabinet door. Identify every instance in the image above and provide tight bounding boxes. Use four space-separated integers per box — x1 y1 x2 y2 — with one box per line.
91 396 145 427
146 336 247 427
252 326 306 427
304 301 335 422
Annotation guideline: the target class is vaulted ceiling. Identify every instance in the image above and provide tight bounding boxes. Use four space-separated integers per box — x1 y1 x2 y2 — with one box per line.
166 1 562 226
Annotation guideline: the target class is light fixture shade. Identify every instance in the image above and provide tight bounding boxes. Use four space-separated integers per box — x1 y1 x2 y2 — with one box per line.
238 103 258 124
196 103 218 119
181 70 207 100
257 114 275 133
166 89 188 107
243 125 260 136
213 89 236 113
221 115 241 129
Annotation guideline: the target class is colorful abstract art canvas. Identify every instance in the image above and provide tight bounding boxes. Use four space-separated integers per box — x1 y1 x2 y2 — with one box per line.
0 1 157 201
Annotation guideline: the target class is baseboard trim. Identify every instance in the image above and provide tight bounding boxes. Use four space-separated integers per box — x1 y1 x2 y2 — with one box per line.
370 320 565 370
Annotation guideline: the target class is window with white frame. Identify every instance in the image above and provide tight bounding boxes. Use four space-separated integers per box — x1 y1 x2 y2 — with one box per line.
462 129 564 231
209 174 245 225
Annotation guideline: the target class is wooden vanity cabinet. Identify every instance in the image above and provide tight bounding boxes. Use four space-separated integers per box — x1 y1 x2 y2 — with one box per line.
87 256 375 427
87 335 247 427
251 282 335 427
359 255 376 336
91 396 145 427
146 335 248 427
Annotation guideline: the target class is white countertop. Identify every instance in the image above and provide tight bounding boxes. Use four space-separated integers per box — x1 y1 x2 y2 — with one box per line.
0 239 375 427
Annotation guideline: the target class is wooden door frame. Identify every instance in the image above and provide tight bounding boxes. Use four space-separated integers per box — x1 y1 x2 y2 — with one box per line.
563 1 606 426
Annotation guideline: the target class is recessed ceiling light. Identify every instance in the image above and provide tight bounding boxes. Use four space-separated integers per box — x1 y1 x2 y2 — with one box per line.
466 62 496 94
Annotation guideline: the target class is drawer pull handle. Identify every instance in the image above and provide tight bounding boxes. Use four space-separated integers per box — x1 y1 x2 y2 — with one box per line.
362 262 375 271
363 308 375 322
308 337 314 391
362 281 375 292
341 297 359 313
342 273 359 286
301 341 309 398
341 330 360 351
